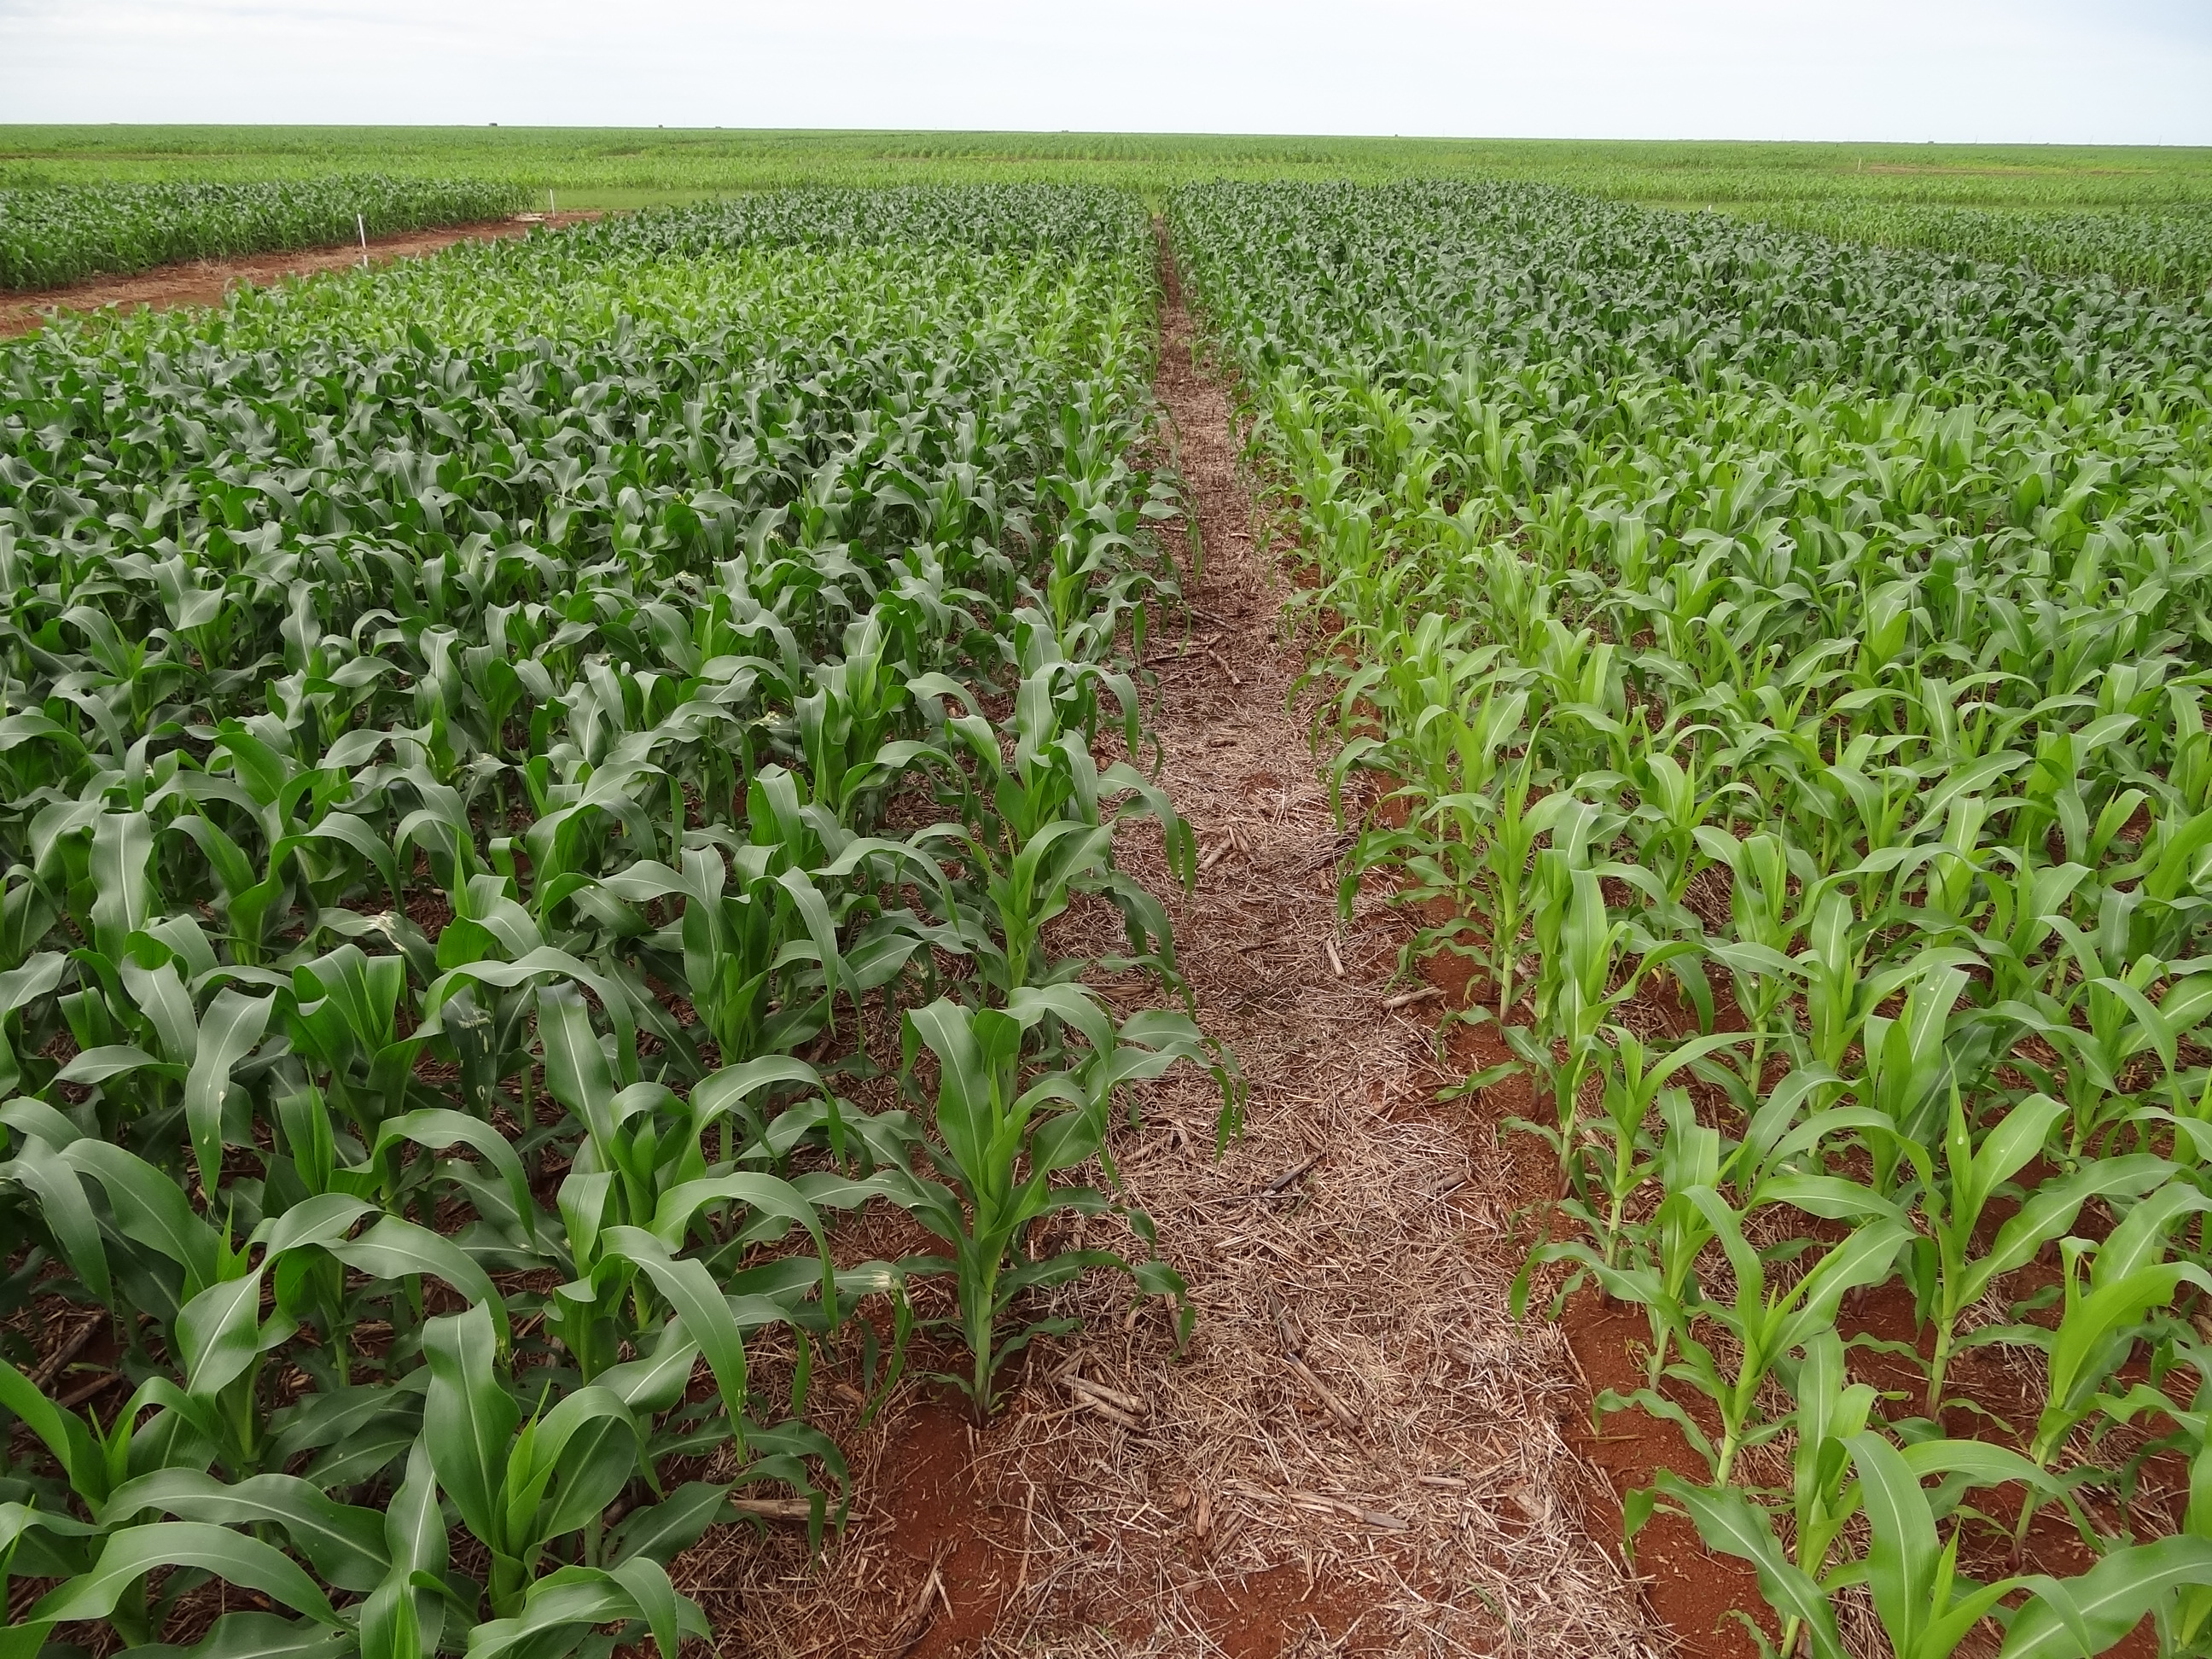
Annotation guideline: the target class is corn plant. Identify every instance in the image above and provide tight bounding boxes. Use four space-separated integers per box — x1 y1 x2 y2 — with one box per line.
889 987 1214 1419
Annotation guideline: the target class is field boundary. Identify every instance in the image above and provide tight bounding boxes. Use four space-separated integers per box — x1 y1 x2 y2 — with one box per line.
0 212 598 335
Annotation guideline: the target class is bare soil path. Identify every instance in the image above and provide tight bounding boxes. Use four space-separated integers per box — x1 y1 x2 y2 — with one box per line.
677 226 1668 1658
0 212 600 337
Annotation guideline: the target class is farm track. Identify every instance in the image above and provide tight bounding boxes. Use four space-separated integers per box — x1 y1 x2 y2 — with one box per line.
1112 228 1668 1659
673 229 1669 1659
0 212 600 336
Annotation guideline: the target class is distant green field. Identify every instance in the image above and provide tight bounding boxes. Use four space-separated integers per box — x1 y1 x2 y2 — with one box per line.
4 129 2209 297
5 127 2212 212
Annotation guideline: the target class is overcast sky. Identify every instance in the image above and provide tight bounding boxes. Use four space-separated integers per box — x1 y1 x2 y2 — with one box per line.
2 0 2208 145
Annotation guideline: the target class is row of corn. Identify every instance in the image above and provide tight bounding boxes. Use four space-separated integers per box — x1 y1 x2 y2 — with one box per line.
0 178 530 292
0 186 1229 1658
1732 201 2212 308
1173 179 2212 1656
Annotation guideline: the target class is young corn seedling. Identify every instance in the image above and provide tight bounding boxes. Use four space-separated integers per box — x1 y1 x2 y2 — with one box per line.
919 664 1193 1001
1852 1429 2212 1659
2096 1335 2212 1655
1901 1089 2172 1413
2015 1178 2212 1554
1622 1336 1878 1659
1462 751 1566 1022
1611 1185 1908 1484
1510 819 1707 1173
1545 1027 1745 1270
1515 1088 1732 1394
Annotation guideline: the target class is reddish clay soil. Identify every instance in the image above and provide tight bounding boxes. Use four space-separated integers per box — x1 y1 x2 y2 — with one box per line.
0 212 601 337
874 1400 1020 1656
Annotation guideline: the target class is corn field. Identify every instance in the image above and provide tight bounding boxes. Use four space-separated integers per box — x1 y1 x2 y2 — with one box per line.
0 185 1234 1658
1173 179 2212 1656
10 162 2212 1659
0 178 527 291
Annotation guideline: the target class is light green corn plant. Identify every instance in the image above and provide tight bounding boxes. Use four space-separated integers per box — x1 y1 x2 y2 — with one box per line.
2011 1179 2212 1553
1898 1089 2173 1413
1606 1187 1909 1484
2096 1333 2212 1655
1505 806 1708 1167
0 176 527 288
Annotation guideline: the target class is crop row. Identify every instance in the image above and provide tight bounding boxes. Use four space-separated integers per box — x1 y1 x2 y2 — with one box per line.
1173 179 2212 1656
1736 202 2212 308
0 177 527 292
0 186 1226 1659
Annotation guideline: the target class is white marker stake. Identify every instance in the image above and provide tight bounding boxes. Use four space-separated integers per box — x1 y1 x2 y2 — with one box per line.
357 212 368 267
549 189 556 215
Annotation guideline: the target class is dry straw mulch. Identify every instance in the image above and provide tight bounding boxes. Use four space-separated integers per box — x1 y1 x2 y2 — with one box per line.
672 233 1668 1659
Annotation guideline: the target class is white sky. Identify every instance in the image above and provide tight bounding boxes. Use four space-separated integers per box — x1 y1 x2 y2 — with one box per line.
1 0 2208 145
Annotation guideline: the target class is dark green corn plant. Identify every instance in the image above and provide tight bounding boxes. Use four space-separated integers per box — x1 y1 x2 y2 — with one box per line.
915 651 1196 1002
892 987 1222 1420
